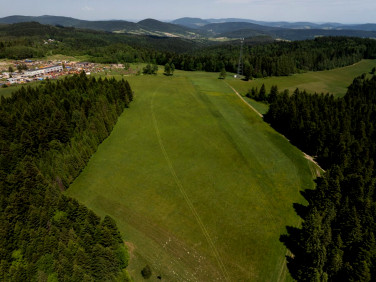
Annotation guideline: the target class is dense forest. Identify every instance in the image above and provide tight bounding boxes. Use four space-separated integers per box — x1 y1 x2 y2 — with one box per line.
0 22 208 60
264 75 376 281
195 37 376 76
2 21 376 281
142 37 376 76
0 73 133 281
1 22 376 78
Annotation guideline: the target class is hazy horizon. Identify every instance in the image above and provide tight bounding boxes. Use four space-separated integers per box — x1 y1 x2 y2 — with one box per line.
1 14 376 25
1 0 375 24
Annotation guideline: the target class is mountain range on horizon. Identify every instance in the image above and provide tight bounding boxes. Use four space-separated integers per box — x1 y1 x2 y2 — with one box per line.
1 15 376 41
171 17 376 31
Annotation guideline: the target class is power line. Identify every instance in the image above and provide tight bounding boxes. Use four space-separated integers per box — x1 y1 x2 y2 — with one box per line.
236 38 244 77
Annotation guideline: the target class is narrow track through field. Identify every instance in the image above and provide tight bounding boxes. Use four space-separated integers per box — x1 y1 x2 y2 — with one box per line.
150 84 230 281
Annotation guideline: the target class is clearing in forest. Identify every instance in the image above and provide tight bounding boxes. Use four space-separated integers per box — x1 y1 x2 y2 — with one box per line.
228 59 376 100
67 70 316 281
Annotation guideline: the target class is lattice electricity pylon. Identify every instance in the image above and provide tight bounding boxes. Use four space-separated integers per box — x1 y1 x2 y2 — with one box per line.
237 38 244 77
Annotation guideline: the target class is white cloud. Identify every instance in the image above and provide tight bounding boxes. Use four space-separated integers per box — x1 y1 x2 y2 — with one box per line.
82 6 94 12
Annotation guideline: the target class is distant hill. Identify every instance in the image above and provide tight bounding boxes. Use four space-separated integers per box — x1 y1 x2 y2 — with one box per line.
340 23 376 31
0 15 202 38
201 22 280 35
173 17 376 33
0 15 45 24
1 15 376 41
220 27 376 40
218 29 271 39
0 22 213 55
273 28 376 40
194 20 376 40
206 18 264 24
171 17 210 29
0 15 139 32
175 17 345 29
137 18 198 37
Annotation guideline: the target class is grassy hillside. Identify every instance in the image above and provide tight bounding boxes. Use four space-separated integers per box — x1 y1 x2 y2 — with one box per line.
137 19 198 36
66 70 315 281
228 59 376 99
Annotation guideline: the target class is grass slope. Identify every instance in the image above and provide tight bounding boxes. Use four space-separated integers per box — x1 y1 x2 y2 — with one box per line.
229 59 376 99
66 70 315 281
0 81 43 98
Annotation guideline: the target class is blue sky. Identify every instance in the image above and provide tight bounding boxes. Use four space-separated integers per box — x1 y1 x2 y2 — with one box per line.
1 0 375 23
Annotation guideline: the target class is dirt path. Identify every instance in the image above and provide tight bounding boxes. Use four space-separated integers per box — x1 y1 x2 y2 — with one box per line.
225 82 263 118
276 250 289 282
225 82 327 281
303 153 325 177
150 85 230 281
277 154 323 281
225 83 325 178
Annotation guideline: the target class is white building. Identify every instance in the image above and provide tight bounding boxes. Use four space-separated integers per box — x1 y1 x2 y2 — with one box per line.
7 78 17 84
24 65 63 77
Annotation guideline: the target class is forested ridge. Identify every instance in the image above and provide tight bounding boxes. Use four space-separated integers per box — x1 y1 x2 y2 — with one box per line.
0 22 208 61
0 73 133 281
264 75 376 281
1 22 376 78
196 37 376 77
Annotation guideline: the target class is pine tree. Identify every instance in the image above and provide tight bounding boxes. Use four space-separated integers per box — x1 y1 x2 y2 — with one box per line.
170 63 175 75
243 62 252 81
219 68 226 79
259 84 266 101
164 63 171 75
268 85 278 104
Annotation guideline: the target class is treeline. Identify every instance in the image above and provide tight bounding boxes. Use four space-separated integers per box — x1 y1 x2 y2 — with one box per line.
1 23 376 78
0 73 133 281
194 37 376 77
0 22 208 61
246 84 280 104
263 75 376 281
245 37 376 76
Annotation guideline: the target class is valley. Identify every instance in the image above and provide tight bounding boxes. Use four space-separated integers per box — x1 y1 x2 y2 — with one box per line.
1 15 376 40
66 71 317 281
1 8 376 280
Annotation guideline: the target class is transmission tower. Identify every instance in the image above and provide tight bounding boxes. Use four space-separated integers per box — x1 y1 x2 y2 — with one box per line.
236 38 244 77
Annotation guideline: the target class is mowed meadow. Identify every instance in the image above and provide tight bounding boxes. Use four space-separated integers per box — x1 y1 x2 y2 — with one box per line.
66 70 316 281
2 59 374 280
228 59 376 99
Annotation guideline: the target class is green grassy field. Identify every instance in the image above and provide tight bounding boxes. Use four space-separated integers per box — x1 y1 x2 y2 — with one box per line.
0 81 43 98
66 70 316 281
228 59 376 99
2 59 373 101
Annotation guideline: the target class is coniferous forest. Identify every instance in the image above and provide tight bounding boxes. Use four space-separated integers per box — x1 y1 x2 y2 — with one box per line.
2 20 376 281
264 75 376 281
0 73 133 281
1 23 376 77
190 37 376 76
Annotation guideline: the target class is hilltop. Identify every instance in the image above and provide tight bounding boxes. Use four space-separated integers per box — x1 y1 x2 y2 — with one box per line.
0 15 200 38
1 15 376 40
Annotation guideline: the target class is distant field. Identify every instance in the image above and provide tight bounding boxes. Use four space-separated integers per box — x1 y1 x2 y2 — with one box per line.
2 59 373 100
0 81 42 98
67 70 315 281
228 59 376 98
